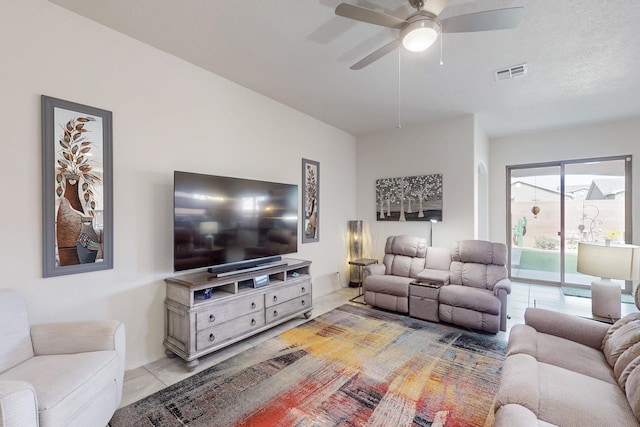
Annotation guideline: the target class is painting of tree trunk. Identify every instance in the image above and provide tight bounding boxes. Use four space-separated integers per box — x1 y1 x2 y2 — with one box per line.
375 174 442 221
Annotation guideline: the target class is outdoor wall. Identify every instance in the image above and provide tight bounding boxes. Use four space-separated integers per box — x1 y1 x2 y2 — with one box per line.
0 0 356 369
489 117 640 248
355 116 477 259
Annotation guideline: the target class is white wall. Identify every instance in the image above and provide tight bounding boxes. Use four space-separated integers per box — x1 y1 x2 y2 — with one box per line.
489 117 640 246
474 120 490 240
355 115 477 259
0 0 356 369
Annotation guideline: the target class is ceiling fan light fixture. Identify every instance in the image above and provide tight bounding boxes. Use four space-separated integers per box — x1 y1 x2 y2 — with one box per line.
401 19 440 52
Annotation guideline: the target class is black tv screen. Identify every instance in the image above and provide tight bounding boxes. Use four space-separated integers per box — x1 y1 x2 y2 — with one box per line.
173 171 298 272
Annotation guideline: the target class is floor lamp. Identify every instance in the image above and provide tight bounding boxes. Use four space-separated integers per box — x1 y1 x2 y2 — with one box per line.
430 218 438 247
347 220 363 285
577 241 640 319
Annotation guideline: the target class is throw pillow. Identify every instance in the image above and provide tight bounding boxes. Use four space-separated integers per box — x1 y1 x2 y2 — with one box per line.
619 353 640 392
626 362 640 421
602 317 640 368
602 313 640 349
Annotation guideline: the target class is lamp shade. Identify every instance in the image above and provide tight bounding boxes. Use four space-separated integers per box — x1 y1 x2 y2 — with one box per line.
199 221 218 235
577 242 640 280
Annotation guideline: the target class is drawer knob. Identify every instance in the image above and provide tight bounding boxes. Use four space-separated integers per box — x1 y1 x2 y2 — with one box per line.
273 296 278 302
209 333 215 342
273 310 278 317
209 314 216 323
251 318 256 326
251 302 256 309
301 287 306 293
301 300 306 306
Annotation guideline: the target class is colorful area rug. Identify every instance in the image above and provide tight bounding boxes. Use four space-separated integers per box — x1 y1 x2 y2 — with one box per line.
109 304 506 426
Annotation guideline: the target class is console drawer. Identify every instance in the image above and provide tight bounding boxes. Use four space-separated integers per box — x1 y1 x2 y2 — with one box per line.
265 281 311 307
196 296 263 331
265 295 310 323
196 311 265 351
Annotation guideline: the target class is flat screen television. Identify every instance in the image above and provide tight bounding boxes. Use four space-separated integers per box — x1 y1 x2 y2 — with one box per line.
173 171 299 273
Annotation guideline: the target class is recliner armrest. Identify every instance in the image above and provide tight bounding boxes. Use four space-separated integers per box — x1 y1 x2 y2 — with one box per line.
31 320 125 356
417 268 450 285
493 278 511 296
524 307 610 349
0 381 39 427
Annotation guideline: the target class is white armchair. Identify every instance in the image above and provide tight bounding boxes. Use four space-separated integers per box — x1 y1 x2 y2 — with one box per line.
0 289 125 427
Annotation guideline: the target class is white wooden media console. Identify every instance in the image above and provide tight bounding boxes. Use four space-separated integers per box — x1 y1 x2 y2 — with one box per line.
164 259 312 370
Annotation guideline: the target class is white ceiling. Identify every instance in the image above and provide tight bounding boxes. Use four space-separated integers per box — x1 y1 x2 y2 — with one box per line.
48 0 640 138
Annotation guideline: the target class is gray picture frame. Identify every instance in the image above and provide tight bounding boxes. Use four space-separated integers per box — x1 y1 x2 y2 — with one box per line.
302 158 319 243
42 95 113 277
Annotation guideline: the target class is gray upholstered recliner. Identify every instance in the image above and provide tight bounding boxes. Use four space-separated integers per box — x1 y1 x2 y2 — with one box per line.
0 289 125 427
438 240 511 333
363 235 428 313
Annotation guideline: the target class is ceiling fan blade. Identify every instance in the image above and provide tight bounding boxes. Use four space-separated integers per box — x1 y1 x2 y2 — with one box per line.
335 3 406 29
441 7 524 33
350 39 401 70
422 0 451 17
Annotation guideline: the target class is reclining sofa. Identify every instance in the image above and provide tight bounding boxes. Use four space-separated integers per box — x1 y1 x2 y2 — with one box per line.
363 235 511 333
495 293 640 426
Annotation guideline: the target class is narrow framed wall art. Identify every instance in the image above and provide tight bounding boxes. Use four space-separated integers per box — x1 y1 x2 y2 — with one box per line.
302 158 319 243
42 95 113 277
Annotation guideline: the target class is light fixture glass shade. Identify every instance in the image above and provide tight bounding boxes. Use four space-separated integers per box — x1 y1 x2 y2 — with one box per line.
577 242 640 280
401 20 440 52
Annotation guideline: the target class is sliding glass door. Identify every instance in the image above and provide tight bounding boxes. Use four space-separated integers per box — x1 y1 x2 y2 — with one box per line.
509 165 562 283
508 156 632 293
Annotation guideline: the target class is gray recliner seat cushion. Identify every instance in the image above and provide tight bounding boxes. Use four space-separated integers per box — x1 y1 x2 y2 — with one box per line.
364 275 412 297
496 353 639 427
439 286 501 333
439 285 500 314
507 323 617 385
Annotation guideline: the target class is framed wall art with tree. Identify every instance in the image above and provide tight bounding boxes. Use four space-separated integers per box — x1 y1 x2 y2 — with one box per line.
375 173 443 222
41 95 113 277
302 158 319 243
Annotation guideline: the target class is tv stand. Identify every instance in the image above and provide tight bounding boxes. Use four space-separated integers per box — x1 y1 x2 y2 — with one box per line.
164 258 312 371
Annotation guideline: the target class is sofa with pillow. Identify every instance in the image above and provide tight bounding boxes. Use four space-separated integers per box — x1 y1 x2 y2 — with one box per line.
363 236 511 334
495 294 640 426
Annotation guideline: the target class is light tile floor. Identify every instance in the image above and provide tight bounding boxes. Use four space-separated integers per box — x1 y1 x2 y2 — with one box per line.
119 282 638 408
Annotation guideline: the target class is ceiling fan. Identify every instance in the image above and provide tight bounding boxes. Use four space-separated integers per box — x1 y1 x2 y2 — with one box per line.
335 0 524 70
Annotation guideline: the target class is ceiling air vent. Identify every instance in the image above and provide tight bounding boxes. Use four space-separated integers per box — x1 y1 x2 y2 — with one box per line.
494 63 527 81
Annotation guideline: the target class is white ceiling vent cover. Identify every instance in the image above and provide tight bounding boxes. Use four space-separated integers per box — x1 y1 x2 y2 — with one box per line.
494 63 528 81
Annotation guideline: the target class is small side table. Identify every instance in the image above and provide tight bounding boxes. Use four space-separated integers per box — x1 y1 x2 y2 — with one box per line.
409 280 444 322
348 258 378 304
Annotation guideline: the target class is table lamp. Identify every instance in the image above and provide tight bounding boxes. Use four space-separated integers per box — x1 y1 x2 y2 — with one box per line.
199 221 218 249
577 241 640 319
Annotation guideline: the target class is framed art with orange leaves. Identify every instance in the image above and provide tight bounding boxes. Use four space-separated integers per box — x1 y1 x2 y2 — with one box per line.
42 95 113 277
